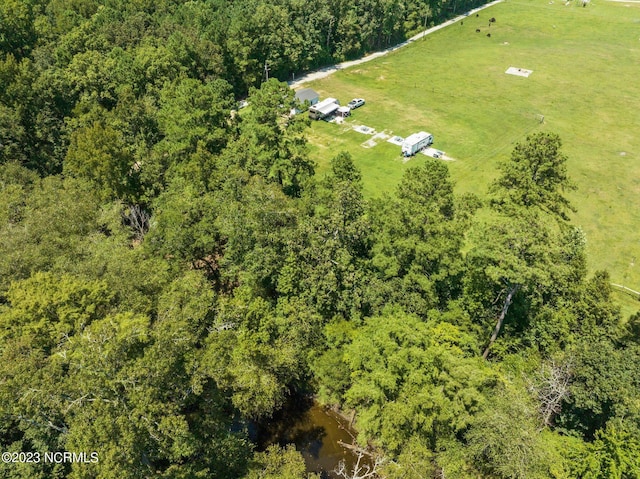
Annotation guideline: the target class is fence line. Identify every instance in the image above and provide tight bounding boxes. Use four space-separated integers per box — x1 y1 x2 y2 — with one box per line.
611 283 640 300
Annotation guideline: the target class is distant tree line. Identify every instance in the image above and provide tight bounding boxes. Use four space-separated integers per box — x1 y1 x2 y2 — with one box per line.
1 0 490 179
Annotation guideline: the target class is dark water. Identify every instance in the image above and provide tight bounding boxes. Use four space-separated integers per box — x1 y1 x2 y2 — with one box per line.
258 398 372 478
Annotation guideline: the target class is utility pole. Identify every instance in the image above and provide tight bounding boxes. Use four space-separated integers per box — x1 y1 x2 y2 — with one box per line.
423 11 429 39
264 60 270 82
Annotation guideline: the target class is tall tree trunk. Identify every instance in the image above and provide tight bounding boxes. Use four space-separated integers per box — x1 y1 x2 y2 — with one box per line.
327 17 334 51
482 284 519 359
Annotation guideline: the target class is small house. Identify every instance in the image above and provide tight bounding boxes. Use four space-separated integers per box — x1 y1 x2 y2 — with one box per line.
292 88 320 114
295 88 319 106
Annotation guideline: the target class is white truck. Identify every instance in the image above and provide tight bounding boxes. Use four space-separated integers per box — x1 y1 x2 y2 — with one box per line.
401 131 433 157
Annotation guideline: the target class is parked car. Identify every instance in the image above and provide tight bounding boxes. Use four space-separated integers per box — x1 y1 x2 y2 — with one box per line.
347 98 365 109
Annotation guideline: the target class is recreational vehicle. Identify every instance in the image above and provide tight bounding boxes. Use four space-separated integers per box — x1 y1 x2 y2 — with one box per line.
401 131 433 156
309 98 340 120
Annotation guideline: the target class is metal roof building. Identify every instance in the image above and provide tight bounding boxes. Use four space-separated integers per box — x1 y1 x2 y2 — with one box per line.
294 88 319 106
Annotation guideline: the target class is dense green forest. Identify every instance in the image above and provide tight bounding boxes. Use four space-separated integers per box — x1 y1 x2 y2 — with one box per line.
1 0 640 478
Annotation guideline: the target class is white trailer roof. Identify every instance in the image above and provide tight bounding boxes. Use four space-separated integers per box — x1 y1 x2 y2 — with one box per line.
403 131 432 146
311 98 340 115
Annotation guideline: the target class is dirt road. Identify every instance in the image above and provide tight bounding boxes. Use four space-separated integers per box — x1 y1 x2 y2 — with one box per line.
288 0 503 89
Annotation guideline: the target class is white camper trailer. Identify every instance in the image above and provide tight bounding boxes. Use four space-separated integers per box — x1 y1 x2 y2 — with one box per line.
401 131 433 157
336 106 351 118
309 98 340 120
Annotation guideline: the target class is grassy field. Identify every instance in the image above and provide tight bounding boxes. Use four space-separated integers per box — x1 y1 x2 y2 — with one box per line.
304 0 640 295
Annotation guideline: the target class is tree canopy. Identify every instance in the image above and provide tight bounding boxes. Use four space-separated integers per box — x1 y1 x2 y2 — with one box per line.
1 0 638 477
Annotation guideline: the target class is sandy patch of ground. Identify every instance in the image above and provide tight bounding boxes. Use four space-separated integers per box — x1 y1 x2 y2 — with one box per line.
421 147 442 157
354 125 375 135
401 147 453 162
361 131 390 148
373 132 390 141
506 67 533 77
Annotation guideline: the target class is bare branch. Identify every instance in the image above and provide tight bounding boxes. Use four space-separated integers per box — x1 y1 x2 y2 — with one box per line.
125 204 151 242
333 446 386 479
528 358 573 428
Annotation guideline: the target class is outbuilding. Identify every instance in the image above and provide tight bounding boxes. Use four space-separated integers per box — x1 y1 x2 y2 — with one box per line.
295 88 319 107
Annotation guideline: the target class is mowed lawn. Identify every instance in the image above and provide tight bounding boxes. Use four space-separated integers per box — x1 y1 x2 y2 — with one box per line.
305 0 640 292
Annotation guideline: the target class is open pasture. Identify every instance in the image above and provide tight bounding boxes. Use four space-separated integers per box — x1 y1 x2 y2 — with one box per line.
306 0 640 291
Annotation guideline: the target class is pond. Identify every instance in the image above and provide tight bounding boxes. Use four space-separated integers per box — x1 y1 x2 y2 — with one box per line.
258 397 373 478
